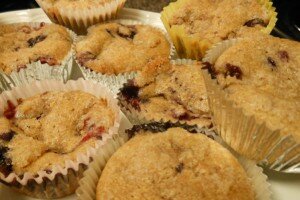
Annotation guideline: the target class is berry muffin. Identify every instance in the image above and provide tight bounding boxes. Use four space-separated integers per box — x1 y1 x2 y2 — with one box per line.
36 0 126 34
202 33 300 171
0 23 72 75
0 90 117 198
96 126 256 200
76 22 170 75
118 57 212 128
161 0 277 59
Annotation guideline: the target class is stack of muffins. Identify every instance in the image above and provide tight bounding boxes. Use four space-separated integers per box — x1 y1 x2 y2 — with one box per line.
0 0 299 199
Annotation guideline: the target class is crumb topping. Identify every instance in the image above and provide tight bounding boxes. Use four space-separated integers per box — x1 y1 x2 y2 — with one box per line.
97 128 254 200
120 58 211 127
169 0 271 44
0 91 115 175
0 23 72 74
75 23 170 75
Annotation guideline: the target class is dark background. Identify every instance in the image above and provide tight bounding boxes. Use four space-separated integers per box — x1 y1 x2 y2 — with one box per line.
0 0 299 41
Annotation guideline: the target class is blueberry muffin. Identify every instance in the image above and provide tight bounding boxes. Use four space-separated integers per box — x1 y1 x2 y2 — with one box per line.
119 57 211 128
36 0 126 34
96 127 255 200
0 91 116 176
75 23 170 75
0 23 73 75
202 33 300 169
161 0 277 59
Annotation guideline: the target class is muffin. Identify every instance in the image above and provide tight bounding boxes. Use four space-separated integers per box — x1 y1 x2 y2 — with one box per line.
0 79 120 198
0 23 72 75
96 126 256 200
118 57 212 128
202 33 300 172
36 0 126 34
161 0 277 59
75 22 171 94
0 22 74 91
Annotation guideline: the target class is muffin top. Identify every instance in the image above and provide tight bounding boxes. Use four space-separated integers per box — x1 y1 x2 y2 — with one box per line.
119 58 211 128
96 127 254 200
169 0 271 45
0 91 116 175
75 23 170 75
208 34 300 141
0 23 72 75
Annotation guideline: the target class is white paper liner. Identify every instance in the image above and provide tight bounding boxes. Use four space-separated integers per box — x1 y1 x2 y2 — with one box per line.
36 0 126 34
76 127 271 200
118 58 212 130
0 22 77 93
202 39 300 173
74 19 176 96
0 78 122 198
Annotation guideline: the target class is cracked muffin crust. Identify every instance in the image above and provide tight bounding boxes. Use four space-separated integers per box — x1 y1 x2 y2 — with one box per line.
0 91 115 176
169 0 271 45
96 127 255 200
0 23 72 75
119 57 212 128
75 23 170 75
205 34 300 141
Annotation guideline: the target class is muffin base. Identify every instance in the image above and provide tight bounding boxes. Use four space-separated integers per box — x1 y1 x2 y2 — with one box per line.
0 22 76 93
202 39 300 173
0 79 121 198
36 0 126 34
76 123 271 200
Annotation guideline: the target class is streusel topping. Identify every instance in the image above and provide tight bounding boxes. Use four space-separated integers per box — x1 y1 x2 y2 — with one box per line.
97 128 254 200
120 58 211 127
76 23 170 75
170 0 271 45
0 91 115 174
0 23 72 74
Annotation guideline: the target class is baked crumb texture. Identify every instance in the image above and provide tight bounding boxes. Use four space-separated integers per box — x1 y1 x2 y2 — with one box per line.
97 128 255 200
202 33 300 169
0 23 72 75
75 23 170 75
161 0 277 59
119 57 212 128
0 91 115 176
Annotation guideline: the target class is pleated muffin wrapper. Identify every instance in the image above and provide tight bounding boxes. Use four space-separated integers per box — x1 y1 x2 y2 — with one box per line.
117 58 213 132
75 19 176 97
202 39 300 173
0 78 122 199
0 22 77 93
160 0 278 60
36 0 126 34
76 122 271 200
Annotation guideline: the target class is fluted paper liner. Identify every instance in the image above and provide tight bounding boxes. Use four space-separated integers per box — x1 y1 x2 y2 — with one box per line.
75 19 176 96
36 0 126 34
0 22 76 93
76 124 271 200
202 39 300 173
0 79 121 198
161 0 278 60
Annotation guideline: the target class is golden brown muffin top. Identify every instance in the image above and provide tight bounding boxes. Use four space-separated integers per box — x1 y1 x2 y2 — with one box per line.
0 91 115 175
97 128 254 200
211 34 300 141
169 0 271 45
120 58 211 128
41 0 113 7
75 23 170 75
0 23 72 74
